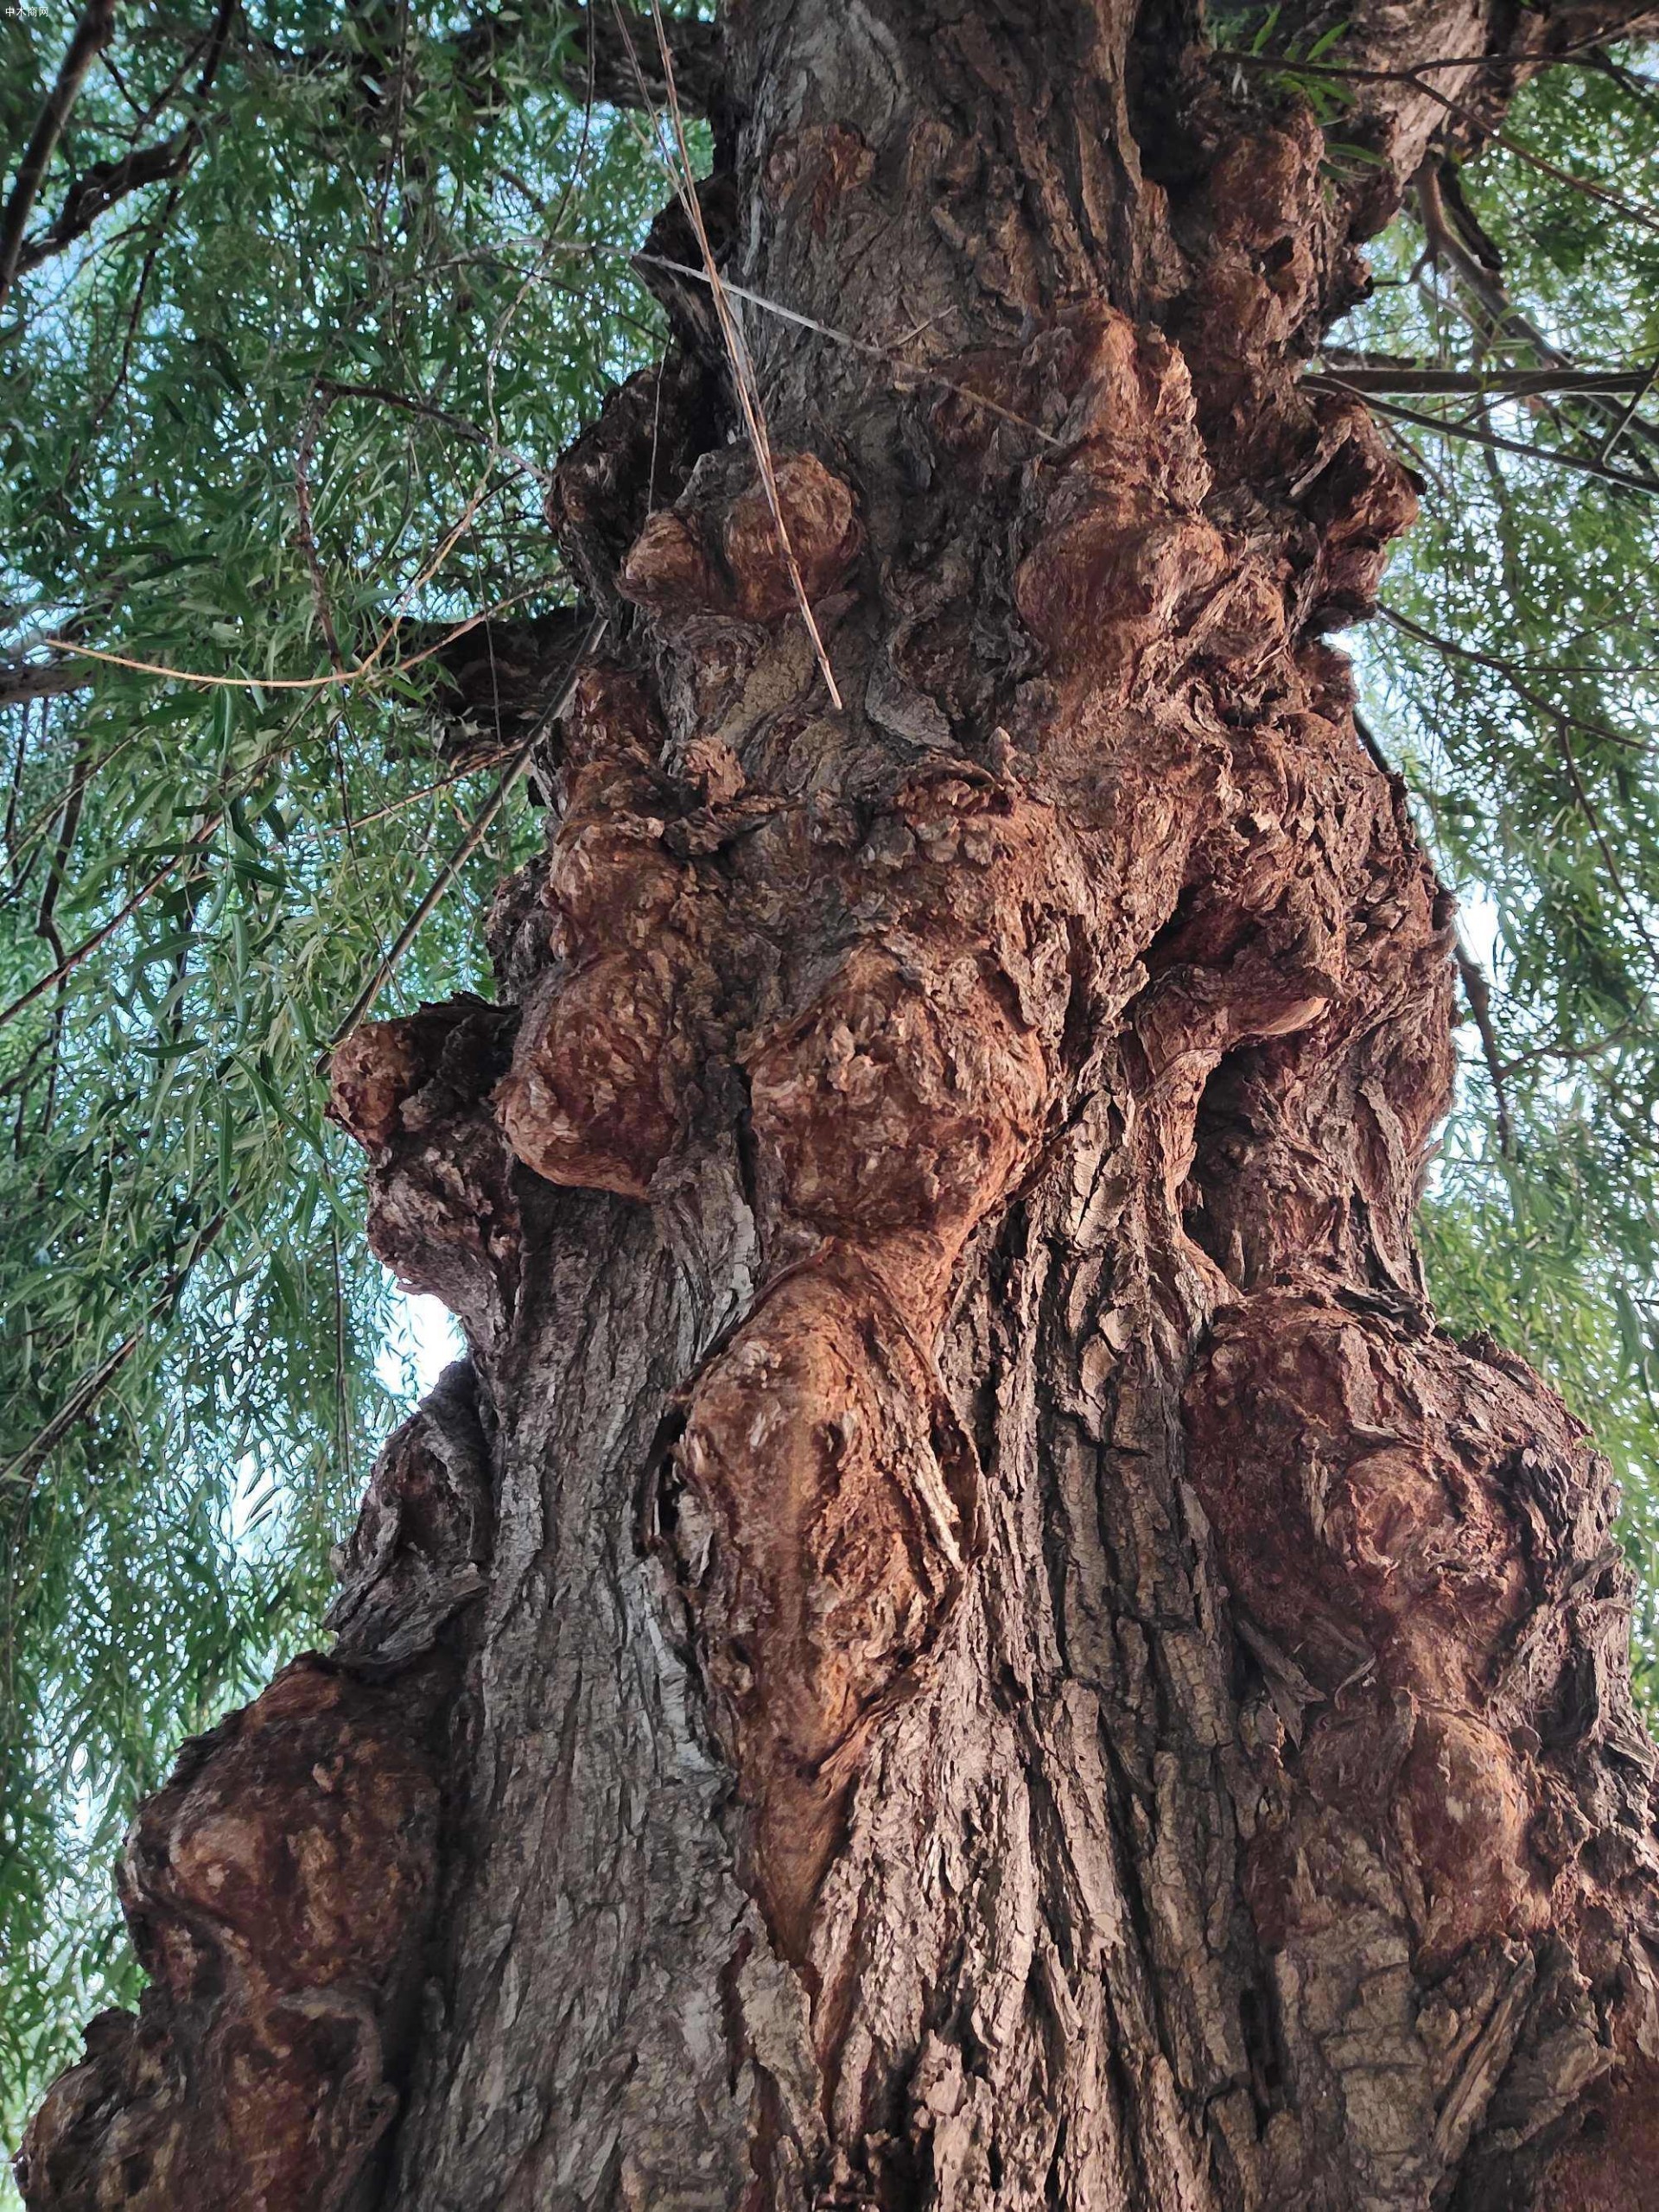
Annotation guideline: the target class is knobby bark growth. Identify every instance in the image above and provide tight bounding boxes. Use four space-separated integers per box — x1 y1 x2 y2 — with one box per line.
21 3 1659 2207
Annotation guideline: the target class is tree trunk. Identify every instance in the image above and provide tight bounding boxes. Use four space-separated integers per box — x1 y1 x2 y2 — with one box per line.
21 4 1659 2208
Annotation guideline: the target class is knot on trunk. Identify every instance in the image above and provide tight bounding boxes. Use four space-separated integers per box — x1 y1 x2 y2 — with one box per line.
658 1253 982 1960
1186 1286 1659 2076
16 1660 442 2212
327 996 521 1344
1177 105 1328 409
1294 392 1422 626
545 354 719 606
327 1361 493 1672
619 449 861 625
741 766 1080 1262
496 945 702 1200
761 121 874 236
747 931 1049 1243
1012 306 1226 687
492 668 718 1200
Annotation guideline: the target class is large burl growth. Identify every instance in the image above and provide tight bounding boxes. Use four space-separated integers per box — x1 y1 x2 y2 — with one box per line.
22 3 1659 2209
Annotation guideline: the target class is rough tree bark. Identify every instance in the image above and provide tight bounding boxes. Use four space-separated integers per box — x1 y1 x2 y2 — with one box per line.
20 3 1659 2208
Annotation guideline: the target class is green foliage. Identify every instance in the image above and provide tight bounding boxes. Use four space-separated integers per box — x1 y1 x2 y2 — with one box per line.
0 0 683 2167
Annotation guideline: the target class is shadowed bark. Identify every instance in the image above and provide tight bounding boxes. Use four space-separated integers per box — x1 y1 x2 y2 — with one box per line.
20 3 1659 2209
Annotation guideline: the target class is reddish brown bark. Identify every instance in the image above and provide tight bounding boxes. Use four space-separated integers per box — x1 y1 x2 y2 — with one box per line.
21 4 1659 2209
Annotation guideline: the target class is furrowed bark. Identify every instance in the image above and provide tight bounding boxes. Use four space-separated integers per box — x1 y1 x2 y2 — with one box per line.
21 4 1659 2209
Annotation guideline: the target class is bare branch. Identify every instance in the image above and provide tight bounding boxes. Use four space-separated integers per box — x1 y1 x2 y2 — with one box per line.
1408 157 1659 466
0 0 119 315
1454 938 1515 1158
0 654 92 709
1315 362 1659 397
8 0 238 287
0 1208 228 1497
15 132 190 274
1315 378 1659 497
0 807 229 1037
1378 605 1648 756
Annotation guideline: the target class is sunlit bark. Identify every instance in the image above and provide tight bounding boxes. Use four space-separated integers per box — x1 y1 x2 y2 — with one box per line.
21 4 1659 2207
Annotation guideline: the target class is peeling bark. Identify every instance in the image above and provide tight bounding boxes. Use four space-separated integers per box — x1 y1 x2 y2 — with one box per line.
22 3 1659 2209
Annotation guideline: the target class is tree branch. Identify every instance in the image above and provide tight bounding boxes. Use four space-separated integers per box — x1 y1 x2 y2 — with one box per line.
1313 379 1659 497
6 0 238 289
15 132 190 275
0 0 119 315
0 653 92 709
1453 938 1515 1158
0 1206 228 1497
1408 156 1659 467
405 606 598 763
1316 362 1659 397
1377 604 1647 755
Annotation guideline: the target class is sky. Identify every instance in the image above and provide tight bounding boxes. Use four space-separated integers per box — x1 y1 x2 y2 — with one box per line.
378 1287 464 1399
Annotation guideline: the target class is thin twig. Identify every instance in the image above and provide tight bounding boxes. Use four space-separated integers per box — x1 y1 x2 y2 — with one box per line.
38 639 397 690
0 809 231 1035
1355 707 1517 1152
332 1223 352 1486
31 739 90 1133
3 700 29 866
634 251 1065 448
3 728 144 894
1554 721 1659 974
0 683 317 1034
43 579 564 692
0 1334 140 1497
295 395 346 669
1313 379 1659 497
1599 359 1659 464
1453 936 1514 1156
348 745 524 825
317 377 555 483
1224 43 1641 81
1316 362 1659 397
0 1209 228 1496
71 160 194 466
327 613 607 1049
1497 1018 1636 1078
1377 605 1646 753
